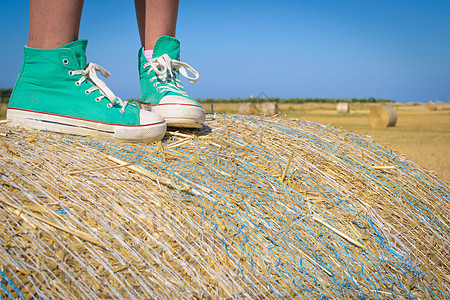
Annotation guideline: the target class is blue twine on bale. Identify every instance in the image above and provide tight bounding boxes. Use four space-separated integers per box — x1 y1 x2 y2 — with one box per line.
0 270 26 300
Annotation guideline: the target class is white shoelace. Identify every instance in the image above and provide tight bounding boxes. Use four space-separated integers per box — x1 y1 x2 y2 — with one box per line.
143 54 199 95
71 63 128 113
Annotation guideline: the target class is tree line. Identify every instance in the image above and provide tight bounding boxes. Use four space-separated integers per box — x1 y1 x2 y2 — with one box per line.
197 97 394 104
0 88 393 104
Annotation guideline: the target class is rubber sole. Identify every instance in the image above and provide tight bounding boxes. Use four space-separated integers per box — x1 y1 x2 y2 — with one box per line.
141 103 206 129
6 108 167 143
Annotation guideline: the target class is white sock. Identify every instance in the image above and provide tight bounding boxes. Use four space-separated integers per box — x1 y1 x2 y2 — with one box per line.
144 49 153 61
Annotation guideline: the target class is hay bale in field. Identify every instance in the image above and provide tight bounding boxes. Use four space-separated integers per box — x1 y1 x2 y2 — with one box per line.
425 101 437 111
260 102 278 116
368 105 397 128
238 102 257 115
0 115 448 299
336 102 350 113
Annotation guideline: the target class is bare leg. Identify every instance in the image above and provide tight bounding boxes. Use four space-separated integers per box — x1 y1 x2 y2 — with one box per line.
134 0 179 50
28 0 84 49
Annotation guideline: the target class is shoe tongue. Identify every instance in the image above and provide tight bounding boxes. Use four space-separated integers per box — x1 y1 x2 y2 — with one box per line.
152 36 180 60
59 39 88 68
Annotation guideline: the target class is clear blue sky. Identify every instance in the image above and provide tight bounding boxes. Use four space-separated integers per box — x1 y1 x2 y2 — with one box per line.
1 0 449 102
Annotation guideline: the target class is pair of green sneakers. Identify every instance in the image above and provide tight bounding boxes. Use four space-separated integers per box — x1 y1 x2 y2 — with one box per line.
7 36 206 143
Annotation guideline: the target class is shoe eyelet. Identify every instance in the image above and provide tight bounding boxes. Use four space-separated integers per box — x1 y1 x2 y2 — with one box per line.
153 83 157 87
95 97 102 102
107 103 113 108
68 70 74 76
62 58 69 65
156 87 160 90
85 90 91 95
75 81 81 86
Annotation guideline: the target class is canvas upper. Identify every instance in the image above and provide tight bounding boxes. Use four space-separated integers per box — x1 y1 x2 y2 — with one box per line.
9 40 144 126
138 36 202 108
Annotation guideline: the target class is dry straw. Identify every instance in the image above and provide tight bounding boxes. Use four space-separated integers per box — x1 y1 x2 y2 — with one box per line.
0 114 448 299
261 102 279 116
336 102 350 114
238 102 257 115
369 105 398 128
425 102 437 111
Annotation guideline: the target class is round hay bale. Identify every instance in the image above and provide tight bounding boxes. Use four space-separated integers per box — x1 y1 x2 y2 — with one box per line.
238 102 257 115
368 105 397 128
336 102 350 113
0 115 448 299
261 102 279 116
425 102 437 111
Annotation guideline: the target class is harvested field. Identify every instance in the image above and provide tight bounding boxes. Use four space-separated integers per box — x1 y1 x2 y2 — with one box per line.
0 114 449 299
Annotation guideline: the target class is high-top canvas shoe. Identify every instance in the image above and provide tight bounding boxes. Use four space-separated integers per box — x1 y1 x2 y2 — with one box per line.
138 36 205 128
7 40 166 143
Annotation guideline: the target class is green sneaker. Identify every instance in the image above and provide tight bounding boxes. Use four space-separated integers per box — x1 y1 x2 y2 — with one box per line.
7 40 166 143
138 36 206 128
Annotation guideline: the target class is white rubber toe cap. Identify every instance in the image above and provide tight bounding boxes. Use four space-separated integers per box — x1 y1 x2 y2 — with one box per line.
159 95 202 106
150 96 206 128
113 110 166 143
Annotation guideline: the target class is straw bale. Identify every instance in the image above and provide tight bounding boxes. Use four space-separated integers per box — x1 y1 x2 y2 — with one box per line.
238 102 257 115
425 102 437 111
261 102 279 116
368 105 397 128
0 114 448 299
336 102 350 113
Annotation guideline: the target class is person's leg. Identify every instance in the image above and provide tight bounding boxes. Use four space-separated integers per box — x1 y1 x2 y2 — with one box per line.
28 0 84 49
134 0 179 49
